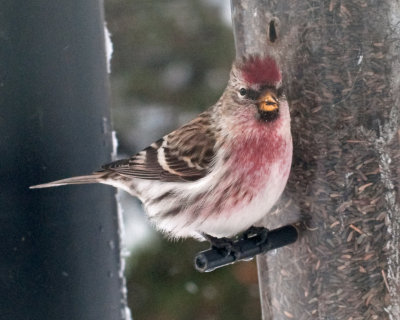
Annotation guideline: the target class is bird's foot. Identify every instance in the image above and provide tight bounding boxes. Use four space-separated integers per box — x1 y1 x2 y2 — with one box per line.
202 234 240 256
241 226 269 245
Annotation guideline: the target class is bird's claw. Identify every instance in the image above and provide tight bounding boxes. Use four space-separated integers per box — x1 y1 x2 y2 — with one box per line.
202 234 240 257
202 227 269 257
241 226 269 245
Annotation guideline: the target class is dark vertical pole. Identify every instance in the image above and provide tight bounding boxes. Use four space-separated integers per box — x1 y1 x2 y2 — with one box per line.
231 0 400 319
0 1 126 320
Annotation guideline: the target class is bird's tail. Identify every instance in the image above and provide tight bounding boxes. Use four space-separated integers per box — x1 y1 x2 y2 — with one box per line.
30 173 105 189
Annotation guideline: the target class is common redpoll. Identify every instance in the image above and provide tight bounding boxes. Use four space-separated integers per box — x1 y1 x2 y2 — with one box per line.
31 55 293 242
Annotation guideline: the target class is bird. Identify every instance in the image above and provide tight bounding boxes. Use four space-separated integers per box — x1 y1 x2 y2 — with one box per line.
31 55 293 247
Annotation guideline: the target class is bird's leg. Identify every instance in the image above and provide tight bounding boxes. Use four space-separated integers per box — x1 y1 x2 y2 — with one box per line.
241 226 269 245
202 233 239 256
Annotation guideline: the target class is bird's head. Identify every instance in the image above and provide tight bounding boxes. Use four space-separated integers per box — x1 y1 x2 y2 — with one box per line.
223 55 285 123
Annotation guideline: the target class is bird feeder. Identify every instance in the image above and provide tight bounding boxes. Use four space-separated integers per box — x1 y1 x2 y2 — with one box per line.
231 0 400 318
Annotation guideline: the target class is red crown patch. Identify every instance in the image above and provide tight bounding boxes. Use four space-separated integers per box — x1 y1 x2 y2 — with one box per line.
239 56 281 85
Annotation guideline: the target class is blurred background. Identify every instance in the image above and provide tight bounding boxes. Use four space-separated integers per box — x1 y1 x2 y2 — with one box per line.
104 0 261 319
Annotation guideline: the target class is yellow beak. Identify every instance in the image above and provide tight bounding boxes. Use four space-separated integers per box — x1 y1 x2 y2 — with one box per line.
258 91 279 112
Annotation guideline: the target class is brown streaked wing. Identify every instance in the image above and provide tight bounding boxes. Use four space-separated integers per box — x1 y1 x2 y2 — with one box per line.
100 112 216 182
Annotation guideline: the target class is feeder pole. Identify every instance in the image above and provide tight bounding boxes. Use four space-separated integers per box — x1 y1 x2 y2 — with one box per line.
231 0 400 319
0 1 128 319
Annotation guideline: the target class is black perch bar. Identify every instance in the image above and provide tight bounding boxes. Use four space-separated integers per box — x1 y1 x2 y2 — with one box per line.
194 225 298 272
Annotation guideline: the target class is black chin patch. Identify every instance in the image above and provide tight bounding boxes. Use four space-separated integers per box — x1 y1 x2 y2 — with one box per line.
258 109 279 122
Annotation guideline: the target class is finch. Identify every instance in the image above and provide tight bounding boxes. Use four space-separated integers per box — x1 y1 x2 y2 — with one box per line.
31 55 293 242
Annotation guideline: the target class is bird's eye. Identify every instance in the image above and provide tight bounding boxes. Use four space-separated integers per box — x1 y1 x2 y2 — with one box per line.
239 88 247 96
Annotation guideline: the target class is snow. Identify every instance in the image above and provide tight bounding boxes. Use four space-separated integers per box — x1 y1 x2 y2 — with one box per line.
103 25 132 320
111 130 118 160
104 23 113 74
116 191 133 320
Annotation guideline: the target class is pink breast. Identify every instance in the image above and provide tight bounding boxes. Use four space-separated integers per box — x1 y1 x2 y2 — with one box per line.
230 121 288 177
211 124 290 213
